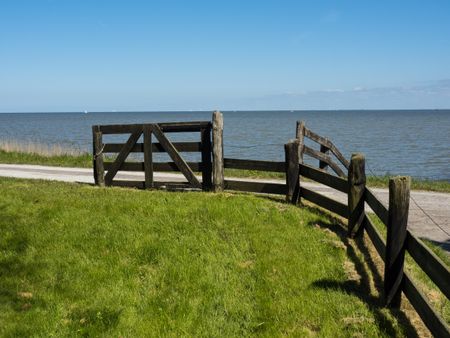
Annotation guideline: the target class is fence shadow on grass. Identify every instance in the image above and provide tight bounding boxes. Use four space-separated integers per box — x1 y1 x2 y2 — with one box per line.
298 203 420 337
427 239 450 253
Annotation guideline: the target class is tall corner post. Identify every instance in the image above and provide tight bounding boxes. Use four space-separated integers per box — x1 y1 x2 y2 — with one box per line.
285 139 300 204
384 176 411 308
212 111 224 192
348 153 366 236
92 125 105 187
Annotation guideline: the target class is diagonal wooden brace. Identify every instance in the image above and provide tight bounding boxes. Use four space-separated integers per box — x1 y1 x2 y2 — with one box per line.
104 128 142 185
152 124 202 189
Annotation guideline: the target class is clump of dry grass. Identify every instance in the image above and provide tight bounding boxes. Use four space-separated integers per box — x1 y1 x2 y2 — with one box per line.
0 139 83 157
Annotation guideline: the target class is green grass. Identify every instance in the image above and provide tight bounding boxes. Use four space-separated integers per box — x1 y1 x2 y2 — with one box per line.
0 177 414 337
365 175 450 193
1 148 449 192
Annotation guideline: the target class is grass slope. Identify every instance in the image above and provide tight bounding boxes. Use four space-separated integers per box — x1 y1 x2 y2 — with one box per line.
0 177 411 336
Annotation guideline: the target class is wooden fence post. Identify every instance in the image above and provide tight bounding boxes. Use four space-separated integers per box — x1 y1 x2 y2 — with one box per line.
319 141 330 170
143 125 153 189
348 153 366 236
92 125 105 187
296 121 305 157
285 139 300 204
212 111 224 192
201 125 213 191
384 176 411 307
296 121 305 203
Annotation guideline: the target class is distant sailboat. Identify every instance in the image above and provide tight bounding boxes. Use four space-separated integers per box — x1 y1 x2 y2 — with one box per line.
84 110 88 114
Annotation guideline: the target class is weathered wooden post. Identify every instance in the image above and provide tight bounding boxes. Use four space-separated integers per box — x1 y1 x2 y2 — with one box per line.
212 111 224 192
295 120 305 155
143 124 154 189
384 176 411 308
201 125 213 191
319 141 330 170
285 139 300 204
295 121 305 203
92 125 105 186
348 153 366 236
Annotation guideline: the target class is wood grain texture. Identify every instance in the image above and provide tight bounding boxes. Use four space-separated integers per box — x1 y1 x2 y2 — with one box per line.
303 145 346 177
384 176 410 308
285 139 300 204
224 179 286 195
224 158 286 172
348 153 366 236
299 163 348 193
103 142 201 153
99 121 210 134
304 127 350 169
212 111 224 192
92 125 105 187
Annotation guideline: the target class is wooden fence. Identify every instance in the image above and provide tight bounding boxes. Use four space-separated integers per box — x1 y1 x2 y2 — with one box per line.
220 114 450 337
92 111 449 337
92 121 212 190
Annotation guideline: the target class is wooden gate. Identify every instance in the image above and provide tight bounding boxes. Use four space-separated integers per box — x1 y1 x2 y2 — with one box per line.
92 121 212 190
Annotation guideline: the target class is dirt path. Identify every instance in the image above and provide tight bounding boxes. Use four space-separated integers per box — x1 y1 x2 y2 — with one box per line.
1 163 449 251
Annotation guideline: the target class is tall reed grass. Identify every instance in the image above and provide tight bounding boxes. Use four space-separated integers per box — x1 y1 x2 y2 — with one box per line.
0 139 84 157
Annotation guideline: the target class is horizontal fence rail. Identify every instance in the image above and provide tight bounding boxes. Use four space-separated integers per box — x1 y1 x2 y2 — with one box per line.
304 127 350 169
300 186 348 218
104 162 204 172
224 158 286 172
224 180 287 195
363 214 386 261
99 121 212 134
303 145 346 177
299 163 348 193
103 142 202 153
365 188 389 225
403 272 450 338
406 231 450 300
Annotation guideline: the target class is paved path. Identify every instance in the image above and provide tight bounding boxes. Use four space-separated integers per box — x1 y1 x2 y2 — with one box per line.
1 163 449 251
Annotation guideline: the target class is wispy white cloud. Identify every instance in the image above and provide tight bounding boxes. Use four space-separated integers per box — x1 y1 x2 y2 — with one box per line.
226 79 450 110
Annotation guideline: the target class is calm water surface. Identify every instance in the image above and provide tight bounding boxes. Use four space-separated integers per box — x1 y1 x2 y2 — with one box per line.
0 110 449 180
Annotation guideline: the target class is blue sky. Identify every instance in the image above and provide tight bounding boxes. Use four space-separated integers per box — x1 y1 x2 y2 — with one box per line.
1 0 450 111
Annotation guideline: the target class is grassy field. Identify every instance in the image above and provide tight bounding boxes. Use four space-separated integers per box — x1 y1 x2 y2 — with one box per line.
1 148 450 193
0 177 419 337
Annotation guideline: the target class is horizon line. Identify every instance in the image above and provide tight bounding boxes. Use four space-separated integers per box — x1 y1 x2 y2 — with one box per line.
1 108 450 114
